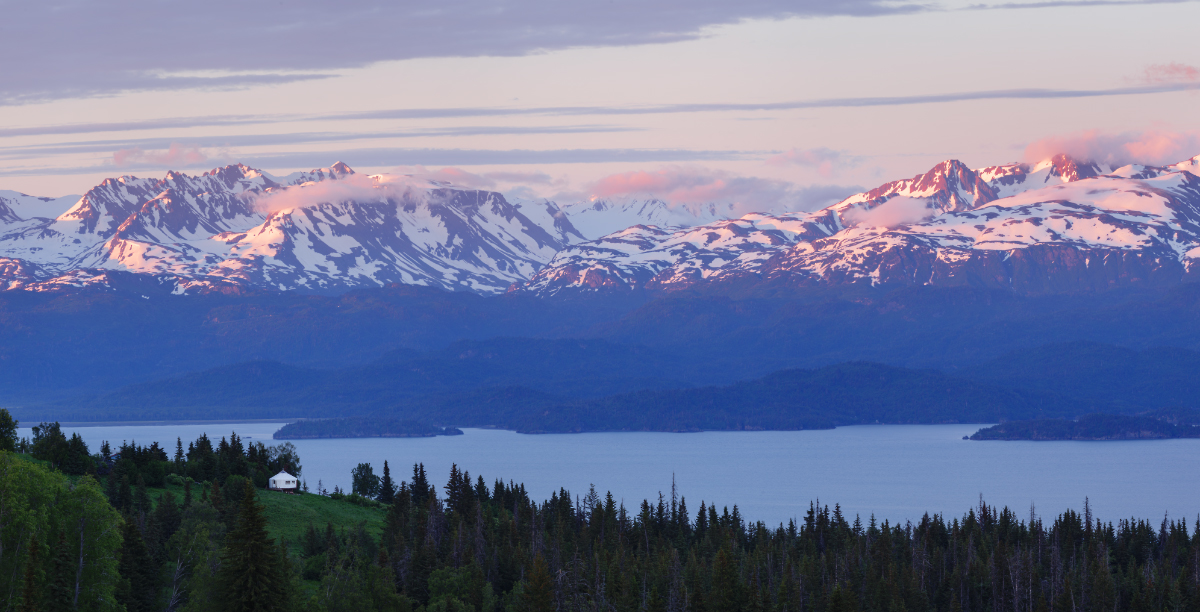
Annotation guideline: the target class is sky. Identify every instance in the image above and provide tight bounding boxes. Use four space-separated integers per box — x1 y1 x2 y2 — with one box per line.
2 0 1199 211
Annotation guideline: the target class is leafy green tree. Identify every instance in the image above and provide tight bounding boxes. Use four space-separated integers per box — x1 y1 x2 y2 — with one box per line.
352 462 380 498
170 501 226 612
219 479 287 612
0 455 122 612
31 421 69 468
266 442 302 477
0 408 17 452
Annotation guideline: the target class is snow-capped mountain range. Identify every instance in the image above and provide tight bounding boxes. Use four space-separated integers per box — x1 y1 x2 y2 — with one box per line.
0 163 583 294
4 153 1200 296
517 154 1200 296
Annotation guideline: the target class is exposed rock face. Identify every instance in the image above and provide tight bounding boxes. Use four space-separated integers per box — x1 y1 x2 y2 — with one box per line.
518 154 1200 296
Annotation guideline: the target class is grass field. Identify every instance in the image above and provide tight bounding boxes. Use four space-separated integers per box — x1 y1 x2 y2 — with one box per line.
149 482 387 553
257 490 386 550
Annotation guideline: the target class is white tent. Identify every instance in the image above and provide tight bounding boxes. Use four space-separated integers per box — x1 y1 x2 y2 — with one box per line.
269 471 298 491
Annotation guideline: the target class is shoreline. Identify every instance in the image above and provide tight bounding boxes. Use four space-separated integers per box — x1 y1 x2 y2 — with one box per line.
48 418 296 428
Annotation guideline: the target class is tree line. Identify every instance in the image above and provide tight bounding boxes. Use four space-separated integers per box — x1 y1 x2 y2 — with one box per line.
324 457 1200 612
4 409 1200 612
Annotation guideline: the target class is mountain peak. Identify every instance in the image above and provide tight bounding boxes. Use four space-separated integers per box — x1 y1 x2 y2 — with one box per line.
329 162 355 176
1038 154 1104 182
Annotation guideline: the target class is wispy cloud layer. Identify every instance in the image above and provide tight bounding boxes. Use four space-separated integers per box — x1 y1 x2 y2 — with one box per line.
2 0 920 104
582 166 858 213
112 143 216 168
1024 128 1200 167
6 0 1191 104
392 166 562 190
767 147 862 177
6 79 1199 140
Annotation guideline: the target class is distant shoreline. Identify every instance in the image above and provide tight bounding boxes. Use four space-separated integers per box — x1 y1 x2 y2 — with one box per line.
45 418 296 428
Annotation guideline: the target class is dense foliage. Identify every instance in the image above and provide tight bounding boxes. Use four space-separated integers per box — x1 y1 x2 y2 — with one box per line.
0 452 122 611
275 418 463 439
971 413 1200 440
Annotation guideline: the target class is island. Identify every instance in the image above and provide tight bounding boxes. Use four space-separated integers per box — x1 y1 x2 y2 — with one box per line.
273 417 464 439
970 412 1200 441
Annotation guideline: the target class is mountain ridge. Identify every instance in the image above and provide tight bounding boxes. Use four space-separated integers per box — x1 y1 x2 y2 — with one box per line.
8 152 1200 298
517 153 1200 296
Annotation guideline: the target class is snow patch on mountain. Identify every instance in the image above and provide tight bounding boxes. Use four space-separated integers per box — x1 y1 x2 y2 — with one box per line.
0 191 81 220
560 198 747 239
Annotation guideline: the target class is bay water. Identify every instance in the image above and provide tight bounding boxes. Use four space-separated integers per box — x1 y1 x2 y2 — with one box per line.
21 423 1200 527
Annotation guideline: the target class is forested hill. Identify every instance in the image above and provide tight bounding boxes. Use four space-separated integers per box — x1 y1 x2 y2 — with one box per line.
970 413 1200 440
957 341 1200 410
251 362 1101 436
431 362 1097 433
13 282 1200 411
274 418 463 439
34 354 1107 430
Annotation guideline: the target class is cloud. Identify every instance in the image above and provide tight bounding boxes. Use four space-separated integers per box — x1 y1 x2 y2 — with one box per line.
1142 62 1200 84
9 0 1184 104
1024 128 1200 167
7 79 1200 135
843 196 935 228
0 125 639 161
390 166 564 191
766 147 861 177
249 173 432 214
239 148 763 169
2 0 923 104
582 165 859 213
112 143 213 168
250 166 566 213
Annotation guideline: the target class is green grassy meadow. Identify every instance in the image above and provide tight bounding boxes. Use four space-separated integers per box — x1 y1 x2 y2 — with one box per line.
150 482 386 554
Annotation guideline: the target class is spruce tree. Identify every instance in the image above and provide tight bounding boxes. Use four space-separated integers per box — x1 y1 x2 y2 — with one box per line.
710 547 745 612
19 533 41 612
116 514 155 612
379 460 396 504
46 533 73 612
412 463 429 507
522 555 554 612
117 474 132 512
219 479 287 612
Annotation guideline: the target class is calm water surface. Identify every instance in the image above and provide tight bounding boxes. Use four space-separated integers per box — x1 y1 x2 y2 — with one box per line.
23 423 1200 526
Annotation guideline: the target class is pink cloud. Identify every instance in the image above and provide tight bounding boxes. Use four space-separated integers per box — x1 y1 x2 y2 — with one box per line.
585 165 858 213
766 147 859 178
1143 62 1200 84
250 173 427 214
112 143 211 168
843 196 933 229
1024 129 1200 168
